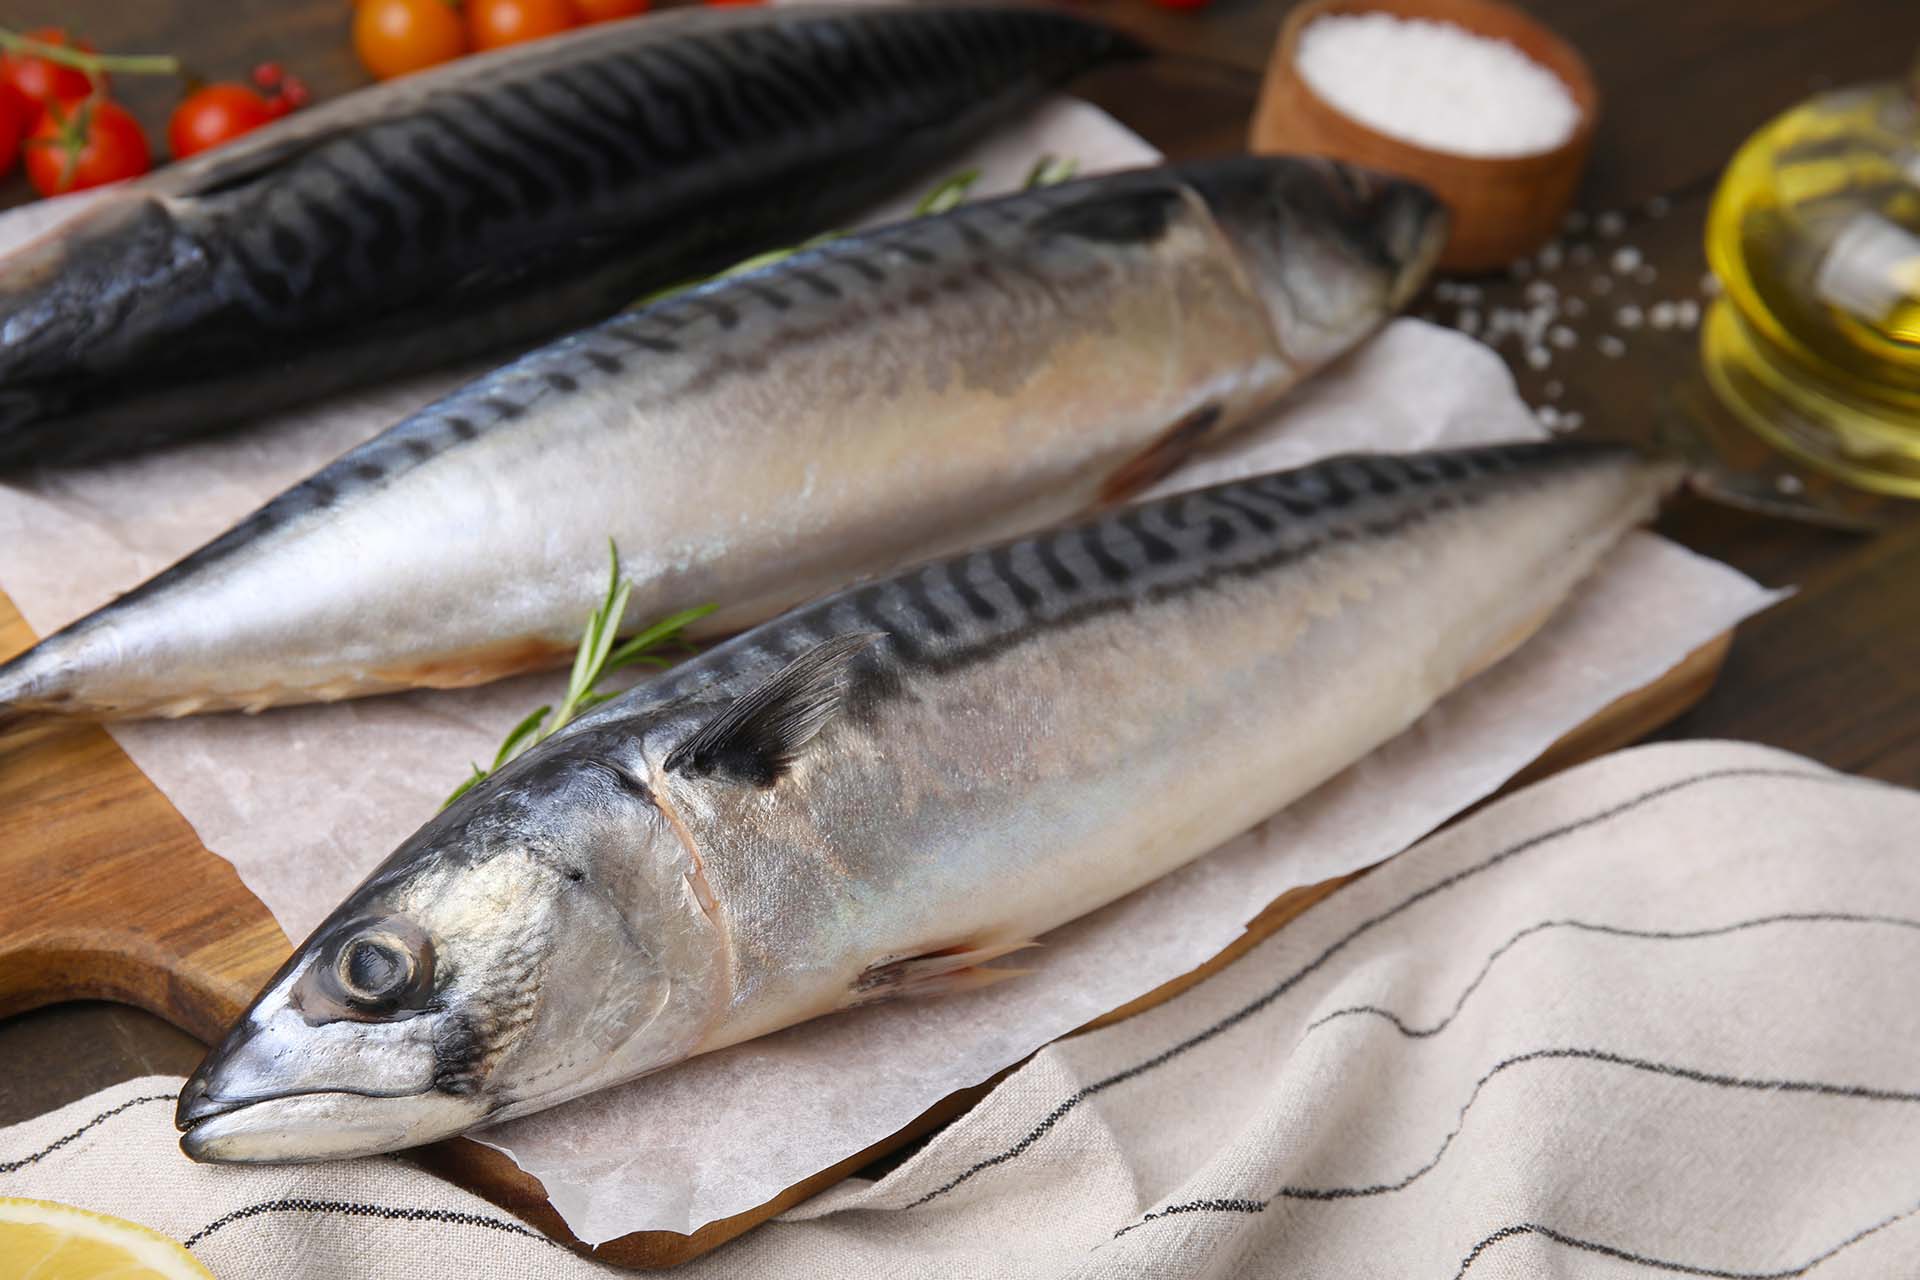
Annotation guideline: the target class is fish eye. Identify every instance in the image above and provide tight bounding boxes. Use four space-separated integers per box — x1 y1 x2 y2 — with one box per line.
322 919 433 1015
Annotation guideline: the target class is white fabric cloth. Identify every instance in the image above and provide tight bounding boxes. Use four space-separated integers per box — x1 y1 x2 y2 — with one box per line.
7 739 1918 1277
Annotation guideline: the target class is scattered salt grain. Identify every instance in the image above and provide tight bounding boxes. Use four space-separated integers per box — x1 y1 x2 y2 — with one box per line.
1536 242 1564 271
1537 405 1561 428
1524 280 1558 305
1562 411 1584 430
1616 304 1643 330
1701 272 1724 297
1634 264 1658 284
1599 334 1626 357
1563 296 1587 318
1596 211 1626 238
1775 472 1805 495
1610 246 1643 274
1646 195 1672 218
1549 325 1576 349
1592 275 1614 295
1544 380 1565 400
1525 345 1551 370
1649 301 1677 330
1456 284 1483 304
1295 13 1582 158
1677 299 1701 329
1456 307 1482 336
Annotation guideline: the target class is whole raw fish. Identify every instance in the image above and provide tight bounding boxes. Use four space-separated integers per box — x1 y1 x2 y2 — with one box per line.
176 440 1679 1161
0 5 1134 467
0 156 1445 724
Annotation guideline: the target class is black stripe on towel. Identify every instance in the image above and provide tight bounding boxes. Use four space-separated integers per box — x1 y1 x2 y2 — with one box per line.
1304 911 1920 1041
905 766 1869 1209
0 1093 174 1174
185 1198 558 1250
1453 1200 1920 1278
1114 1045 1920 1233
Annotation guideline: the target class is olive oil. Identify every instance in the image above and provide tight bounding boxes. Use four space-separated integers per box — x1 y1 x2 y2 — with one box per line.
1703 57 1920 495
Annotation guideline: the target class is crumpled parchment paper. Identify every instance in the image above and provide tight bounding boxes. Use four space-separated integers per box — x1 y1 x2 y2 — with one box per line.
0 99 1781 1244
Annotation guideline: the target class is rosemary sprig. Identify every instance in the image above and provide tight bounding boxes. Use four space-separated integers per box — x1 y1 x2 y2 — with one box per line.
444 542 713 807
633 154 1078 308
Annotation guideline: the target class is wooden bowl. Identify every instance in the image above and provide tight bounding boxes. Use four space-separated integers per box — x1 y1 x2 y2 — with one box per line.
1251 0 1599 274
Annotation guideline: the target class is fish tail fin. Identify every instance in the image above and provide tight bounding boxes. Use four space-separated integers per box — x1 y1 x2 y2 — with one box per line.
847 940 1041 1007
0 636 74 731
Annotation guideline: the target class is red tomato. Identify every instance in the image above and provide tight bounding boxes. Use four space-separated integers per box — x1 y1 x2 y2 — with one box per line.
0 84 28 177
1 29 100 116
24 97 151 196
467 0 579 51
168 83 278 159
572 0 650 21
353 0 468 81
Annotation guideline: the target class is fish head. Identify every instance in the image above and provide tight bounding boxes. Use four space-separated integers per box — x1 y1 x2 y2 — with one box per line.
178 727 725 1162
1186 155 1448 367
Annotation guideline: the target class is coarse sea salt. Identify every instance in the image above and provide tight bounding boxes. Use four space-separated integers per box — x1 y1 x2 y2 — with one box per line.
1295 13 1580 158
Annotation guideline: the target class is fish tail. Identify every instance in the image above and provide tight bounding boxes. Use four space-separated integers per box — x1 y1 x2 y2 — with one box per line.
0 637 72 728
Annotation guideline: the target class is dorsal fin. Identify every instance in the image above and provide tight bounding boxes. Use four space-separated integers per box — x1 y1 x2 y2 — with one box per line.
665 633 881 786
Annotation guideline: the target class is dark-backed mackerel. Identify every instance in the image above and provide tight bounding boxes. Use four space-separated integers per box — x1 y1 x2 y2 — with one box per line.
0 5 1133 466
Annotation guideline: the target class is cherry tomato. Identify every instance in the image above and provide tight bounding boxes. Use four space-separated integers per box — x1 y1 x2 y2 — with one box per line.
168 83 278 159
1 28 100 117
467 0 579 52
0 84 28 177
353 0 468 81
24 97 151 196
572 0 650 21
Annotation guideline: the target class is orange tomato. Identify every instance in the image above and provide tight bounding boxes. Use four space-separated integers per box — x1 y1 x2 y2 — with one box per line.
467 0 578 52
571 0 649 21
353 0 468 81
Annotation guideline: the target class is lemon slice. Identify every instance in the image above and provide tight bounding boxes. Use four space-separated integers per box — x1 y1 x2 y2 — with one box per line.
0 1197 212 1279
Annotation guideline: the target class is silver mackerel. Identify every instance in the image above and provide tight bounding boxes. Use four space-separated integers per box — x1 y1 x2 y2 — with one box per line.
0 156 1446 723
176 441 1680 1162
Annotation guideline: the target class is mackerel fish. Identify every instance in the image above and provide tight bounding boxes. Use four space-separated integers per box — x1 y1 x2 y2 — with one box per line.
0 156 1446 724
0 4 1133 466
176 440 1680 1160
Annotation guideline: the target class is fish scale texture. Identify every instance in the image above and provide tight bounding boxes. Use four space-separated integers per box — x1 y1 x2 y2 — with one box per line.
7 741 1917 1278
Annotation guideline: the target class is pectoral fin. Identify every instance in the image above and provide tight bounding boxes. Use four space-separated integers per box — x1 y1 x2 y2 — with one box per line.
664 632 880 787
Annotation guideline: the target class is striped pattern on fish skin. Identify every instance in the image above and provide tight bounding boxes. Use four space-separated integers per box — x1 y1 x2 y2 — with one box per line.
173 442 1681 1162
0 156 1446 725
0 5 1135 467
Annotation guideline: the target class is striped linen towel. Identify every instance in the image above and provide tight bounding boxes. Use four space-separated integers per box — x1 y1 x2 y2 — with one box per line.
5 739 1916 1278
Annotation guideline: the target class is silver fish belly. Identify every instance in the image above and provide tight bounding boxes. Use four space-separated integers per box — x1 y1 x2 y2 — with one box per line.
0 156 1445 722
0 5 1134 466
177 441 1678 1162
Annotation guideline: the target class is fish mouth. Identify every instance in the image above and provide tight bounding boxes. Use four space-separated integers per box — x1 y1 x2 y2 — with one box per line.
176 1085 486 1164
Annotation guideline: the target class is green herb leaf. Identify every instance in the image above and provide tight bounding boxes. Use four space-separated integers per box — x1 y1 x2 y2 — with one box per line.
491 706 552 771
1023 154 1078 189
915 167 980 216
443 542 715 809
630 157 1079 309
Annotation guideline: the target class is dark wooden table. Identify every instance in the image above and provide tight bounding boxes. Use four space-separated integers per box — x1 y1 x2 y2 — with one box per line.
3 0 1917 1134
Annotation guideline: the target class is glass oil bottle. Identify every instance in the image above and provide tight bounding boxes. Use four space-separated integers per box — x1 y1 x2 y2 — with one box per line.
1702 52 1920 495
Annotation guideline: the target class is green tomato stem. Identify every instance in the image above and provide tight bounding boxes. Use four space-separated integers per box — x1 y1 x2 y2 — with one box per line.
0 27 180 78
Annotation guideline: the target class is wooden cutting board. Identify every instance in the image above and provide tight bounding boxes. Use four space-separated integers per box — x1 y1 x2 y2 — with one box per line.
0 589 1730 1267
